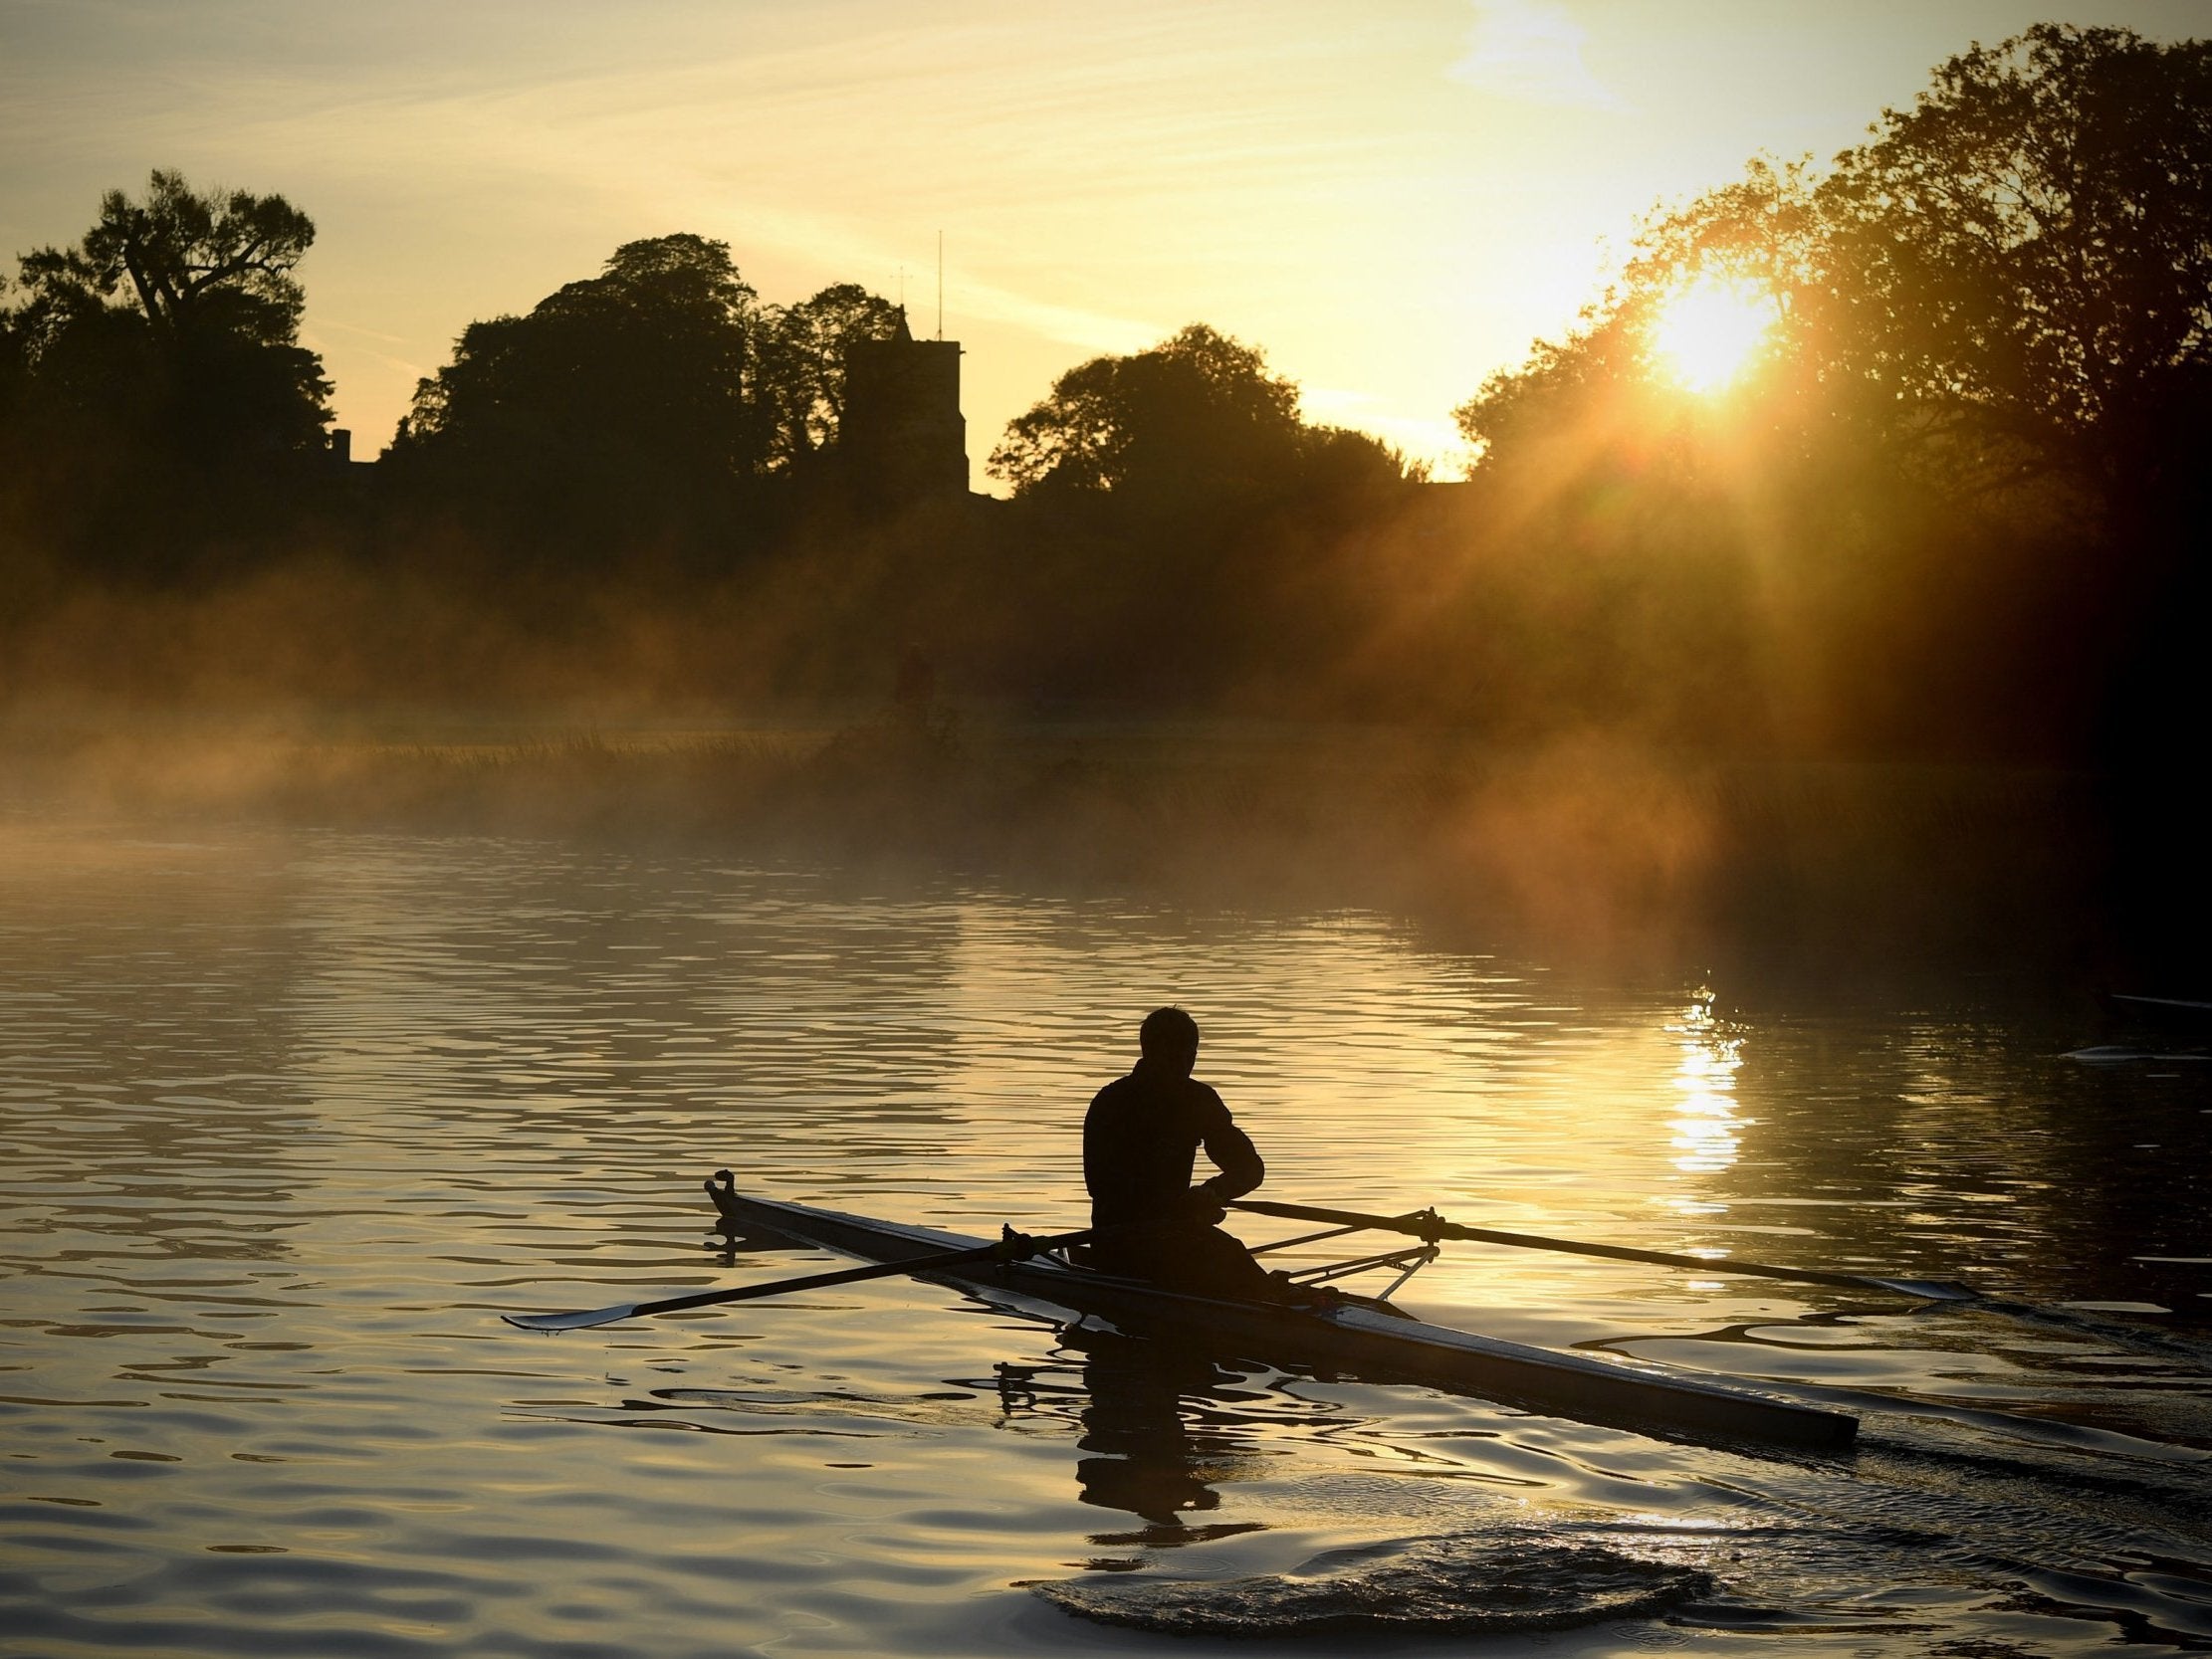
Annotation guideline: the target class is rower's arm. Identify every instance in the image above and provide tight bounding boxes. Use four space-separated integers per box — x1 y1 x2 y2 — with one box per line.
1197 1115 1264 1204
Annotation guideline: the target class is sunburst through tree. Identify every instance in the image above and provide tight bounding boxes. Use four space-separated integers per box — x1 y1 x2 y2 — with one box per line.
1649 278 1777 394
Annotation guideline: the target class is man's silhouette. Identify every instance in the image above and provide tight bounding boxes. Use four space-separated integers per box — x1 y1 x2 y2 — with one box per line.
1083 1007 1275 1299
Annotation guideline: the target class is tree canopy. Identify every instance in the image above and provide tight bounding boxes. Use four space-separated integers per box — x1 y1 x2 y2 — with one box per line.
4 168 330 468
1819 24 2212 507
34 168 314 344
760 283 905 469
988 323 1313 501
1458 24 2212 520
392 241 916 549
1448 23 2212 762
398 233 765 492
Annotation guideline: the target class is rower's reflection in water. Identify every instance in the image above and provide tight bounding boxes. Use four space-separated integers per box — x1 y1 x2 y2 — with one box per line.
1005 1324 1270 1547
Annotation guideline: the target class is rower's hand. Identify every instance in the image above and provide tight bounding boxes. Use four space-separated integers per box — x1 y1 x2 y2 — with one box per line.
1184 1185 1227 1226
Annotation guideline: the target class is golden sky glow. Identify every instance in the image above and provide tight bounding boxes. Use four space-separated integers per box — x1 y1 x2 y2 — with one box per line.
3 0 2200 483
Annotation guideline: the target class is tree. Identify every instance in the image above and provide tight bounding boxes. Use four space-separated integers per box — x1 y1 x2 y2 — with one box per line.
977 323 1424 713
1817 25 2212 512
6 168 331 464
1302 424 1428 494
1460 26 2212 516
35 168 314 345
1448 24 2212 761
758 283 902 468
393 234 770 541
988 323 1307 500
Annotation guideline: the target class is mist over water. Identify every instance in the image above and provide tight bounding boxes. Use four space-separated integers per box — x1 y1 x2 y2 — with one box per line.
4 813 2209 1656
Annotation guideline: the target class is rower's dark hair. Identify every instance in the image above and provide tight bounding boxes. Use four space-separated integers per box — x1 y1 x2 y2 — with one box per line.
1139 1005 1200 1060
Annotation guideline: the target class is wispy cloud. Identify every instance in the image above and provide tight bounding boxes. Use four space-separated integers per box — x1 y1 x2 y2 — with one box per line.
1446 0 1621 109
300 333 426 384
310 317 417 348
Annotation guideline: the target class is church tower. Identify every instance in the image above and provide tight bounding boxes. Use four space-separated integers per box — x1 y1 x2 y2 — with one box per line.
841 308 968 506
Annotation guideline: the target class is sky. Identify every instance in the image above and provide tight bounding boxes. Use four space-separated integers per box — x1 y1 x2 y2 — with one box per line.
3 0 2204 485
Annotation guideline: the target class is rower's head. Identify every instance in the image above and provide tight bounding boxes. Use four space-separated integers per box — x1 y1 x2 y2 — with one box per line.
1138 1006 1200 1078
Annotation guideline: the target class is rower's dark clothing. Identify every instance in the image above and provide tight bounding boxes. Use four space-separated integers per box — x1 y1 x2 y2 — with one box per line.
1084 1062 1262 1226
1083 1058 1270 1297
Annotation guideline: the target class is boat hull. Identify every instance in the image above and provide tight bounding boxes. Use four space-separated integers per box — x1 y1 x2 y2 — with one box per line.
706 1176 1859 1452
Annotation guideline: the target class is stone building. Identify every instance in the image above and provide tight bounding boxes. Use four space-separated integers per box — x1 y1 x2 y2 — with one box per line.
841 308 968 506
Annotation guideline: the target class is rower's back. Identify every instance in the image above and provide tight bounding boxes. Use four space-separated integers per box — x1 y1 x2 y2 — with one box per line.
1081 1007 1273 1299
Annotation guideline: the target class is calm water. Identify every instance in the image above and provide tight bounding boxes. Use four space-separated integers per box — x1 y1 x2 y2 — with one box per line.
4 815 2210 1657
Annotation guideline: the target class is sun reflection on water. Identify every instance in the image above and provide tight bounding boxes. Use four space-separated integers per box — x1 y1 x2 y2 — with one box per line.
1666 990 1741 1181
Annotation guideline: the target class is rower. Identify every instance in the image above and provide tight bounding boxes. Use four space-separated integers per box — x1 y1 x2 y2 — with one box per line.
1082 1006 1278 1300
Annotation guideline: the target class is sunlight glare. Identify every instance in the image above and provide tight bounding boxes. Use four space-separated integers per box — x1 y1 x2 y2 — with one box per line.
1667 991 1742 1175
1651 279 1776 394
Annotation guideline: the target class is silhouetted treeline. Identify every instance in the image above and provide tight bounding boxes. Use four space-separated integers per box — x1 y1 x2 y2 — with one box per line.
2 23 2206 784
382 236 909 564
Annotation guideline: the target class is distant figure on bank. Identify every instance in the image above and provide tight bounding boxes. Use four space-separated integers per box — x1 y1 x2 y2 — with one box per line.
1083 1006 1277 1299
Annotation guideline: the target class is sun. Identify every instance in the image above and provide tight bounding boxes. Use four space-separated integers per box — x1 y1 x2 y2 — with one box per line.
1650 279 1777 394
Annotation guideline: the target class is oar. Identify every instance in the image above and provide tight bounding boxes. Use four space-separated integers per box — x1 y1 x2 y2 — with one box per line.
1229 1198 1980 1302
504 1223 1102 1333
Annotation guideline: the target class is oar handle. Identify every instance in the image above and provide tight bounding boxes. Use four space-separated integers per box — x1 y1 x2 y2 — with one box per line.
1228 1198 1977 1299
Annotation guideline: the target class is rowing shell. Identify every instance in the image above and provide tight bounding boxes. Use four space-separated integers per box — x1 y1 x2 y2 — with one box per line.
706 1175 1859 1452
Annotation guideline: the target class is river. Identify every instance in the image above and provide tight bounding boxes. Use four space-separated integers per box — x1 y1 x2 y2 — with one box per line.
4 814 2209 1655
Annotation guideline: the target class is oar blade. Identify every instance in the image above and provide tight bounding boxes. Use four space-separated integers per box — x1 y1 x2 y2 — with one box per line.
1870 1277 1981 1303
502 1303 640 1333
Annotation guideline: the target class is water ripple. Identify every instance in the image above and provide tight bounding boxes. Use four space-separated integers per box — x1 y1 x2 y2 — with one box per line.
3 817 2208 1657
